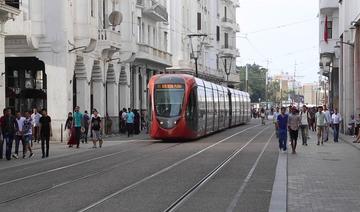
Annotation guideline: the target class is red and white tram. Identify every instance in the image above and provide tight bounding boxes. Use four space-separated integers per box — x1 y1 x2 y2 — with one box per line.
148 74 251 140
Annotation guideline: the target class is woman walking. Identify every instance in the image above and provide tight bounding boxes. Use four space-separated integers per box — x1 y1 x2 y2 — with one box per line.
65 112 76 147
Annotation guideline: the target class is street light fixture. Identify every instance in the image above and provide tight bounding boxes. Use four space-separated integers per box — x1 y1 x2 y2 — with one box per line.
220 55 234 85
334 41 354 48
187 34 208 78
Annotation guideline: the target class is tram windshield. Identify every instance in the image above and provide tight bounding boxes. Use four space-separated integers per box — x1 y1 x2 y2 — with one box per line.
155 84 184 117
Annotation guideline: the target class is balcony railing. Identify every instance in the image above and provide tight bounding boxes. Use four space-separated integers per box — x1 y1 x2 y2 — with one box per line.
138 43 172 65
136 0 144 6
98 29 121 48
221 17 235 24
143 0 168 22
319 0 338 10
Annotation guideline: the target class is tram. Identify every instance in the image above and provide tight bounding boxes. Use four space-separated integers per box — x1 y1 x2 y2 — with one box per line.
148 74 251 140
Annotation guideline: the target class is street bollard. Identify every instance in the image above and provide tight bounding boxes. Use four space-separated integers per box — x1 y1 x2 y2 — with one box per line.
61 124 63 143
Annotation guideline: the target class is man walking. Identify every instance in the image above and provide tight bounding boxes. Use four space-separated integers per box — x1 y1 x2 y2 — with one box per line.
331 108 342 143
126 109 135 137
31 108 41 144
323 105 331 142
315 106 327 145
3 108 18 160
0 109 6 159
39 109 52 158
276 107 289 152
273 107 280 138
91 109 103 148
299 105 309 145
73 106 83 148
23 111 34 158
13 111 26 159
82 110 90 144
288 108 301 154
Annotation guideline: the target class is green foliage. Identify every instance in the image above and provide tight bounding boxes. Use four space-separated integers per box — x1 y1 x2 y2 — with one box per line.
237 64 267 102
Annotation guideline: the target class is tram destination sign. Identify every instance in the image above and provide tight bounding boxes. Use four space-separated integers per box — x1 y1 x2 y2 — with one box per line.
156 84 184 89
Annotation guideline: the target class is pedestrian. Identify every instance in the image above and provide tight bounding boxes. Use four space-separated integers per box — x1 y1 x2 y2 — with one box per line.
0 109 6 159
299 105 309 145
331 108 342 143
276 107 289 152
134 109 140 134
39 109 52 158
65 112 76 147
3 108 18 160
315 106 327 145
91 109 102 148
82 111 90 144
260 108 266 125
126 109 135 137
73 106 84 148
105 113 112 135
273 107 280 138
22 111 34 158
355 114 360 137
323 105 332 142
347 115 356 136
31 108 41 144
13 111 26 159
288 107 301 154
121 108 127 134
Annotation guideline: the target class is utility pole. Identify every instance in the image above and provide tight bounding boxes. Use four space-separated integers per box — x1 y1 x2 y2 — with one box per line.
265 58 271 103
245 64 249 92
292 61 304 107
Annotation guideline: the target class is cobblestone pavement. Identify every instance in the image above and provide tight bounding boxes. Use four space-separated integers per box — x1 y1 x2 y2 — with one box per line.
288 130 360 212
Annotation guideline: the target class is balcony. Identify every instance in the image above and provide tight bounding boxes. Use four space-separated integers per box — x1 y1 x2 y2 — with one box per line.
137 43 172 66
143 0 168 22
319 0 338 11
234 23 240 32
233 0 240 8
320 39 337 55
221 17 237 31
97 29 121 50
221 45 240 57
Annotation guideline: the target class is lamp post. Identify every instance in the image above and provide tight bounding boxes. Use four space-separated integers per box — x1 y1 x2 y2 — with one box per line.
220 55 234 86
188 34 208 77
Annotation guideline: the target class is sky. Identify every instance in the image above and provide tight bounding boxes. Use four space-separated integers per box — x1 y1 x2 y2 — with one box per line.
236 0 319 83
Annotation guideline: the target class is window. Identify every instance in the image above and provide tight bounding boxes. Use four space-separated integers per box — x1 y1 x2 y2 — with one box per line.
148 25 151 44
164 31 168 51
327 21 333 39
90 0 95 17
224 33 229 48
142 22 145 43
137 17 141 42
197 13 202 30
5 0 20 9
216 26 220 41
155 86 184 117
153 28 157 47
224 6 227 20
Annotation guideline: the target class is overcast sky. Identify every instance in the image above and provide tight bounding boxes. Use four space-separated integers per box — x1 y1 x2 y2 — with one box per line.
236 0 319 83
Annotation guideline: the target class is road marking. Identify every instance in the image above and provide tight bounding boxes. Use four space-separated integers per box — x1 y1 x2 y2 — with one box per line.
77 124 261 212
165 126 271 212
0 140 153 186
226 132 275 212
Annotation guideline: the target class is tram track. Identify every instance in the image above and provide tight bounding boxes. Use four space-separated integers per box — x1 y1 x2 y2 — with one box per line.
76 124 264 212
164 128 273 212
0 124 261 209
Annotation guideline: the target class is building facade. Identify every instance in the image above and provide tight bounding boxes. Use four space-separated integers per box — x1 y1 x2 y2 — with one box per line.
321 0 360 132
168 0 240 85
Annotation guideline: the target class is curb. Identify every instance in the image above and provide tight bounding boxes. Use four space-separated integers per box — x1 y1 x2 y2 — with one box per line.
269 151 288 212
338 134 360 151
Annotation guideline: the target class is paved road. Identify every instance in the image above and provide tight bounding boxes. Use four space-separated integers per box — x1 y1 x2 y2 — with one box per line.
0 120 279 212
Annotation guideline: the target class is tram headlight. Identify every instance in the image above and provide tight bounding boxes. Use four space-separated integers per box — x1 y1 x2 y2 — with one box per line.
174 121 177 125
160 121 164 125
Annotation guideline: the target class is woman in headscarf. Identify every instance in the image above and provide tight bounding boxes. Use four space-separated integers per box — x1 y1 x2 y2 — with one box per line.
65 112 76 147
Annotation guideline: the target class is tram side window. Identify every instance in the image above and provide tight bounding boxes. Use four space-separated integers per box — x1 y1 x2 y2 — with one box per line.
186 87 198 122
197 86 206 132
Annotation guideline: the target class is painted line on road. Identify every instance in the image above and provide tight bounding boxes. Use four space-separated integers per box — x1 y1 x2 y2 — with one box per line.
0 139 155 186
165 127 271 212
226 132 275 212
77 124 262 212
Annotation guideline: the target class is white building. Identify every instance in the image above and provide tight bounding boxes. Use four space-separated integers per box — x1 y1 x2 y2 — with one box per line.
168 0 240 85
318 0 339 111
3 0 170 140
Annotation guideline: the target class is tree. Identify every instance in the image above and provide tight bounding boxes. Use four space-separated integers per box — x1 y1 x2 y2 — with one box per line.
237 64 267 103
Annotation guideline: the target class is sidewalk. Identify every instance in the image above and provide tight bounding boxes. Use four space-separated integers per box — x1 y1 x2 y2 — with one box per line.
287 130 360 212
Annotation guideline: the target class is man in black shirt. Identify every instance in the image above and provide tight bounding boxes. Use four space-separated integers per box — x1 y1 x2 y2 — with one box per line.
2 108 18 160
39 109 52 158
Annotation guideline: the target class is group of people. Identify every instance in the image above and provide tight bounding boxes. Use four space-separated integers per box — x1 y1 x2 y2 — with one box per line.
119 108 143 137
274 105 342 154
0 108 52 160
65 106 103 149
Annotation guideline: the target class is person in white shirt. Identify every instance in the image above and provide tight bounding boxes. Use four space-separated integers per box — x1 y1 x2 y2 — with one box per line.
13 111 26 159
299 105 309 145
331 108 342 142
31 108 42 144
273 107 280 138
323 105 332 142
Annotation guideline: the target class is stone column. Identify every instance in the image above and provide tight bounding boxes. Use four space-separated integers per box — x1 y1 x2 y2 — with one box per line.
91 61 105 116
106 64 119 117
119 64 130 109
354 28 360 116
343 35 355 130
133 67 140 109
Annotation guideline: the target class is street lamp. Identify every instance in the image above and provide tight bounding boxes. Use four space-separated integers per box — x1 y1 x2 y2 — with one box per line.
220 55 234 85
188 34 208 78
